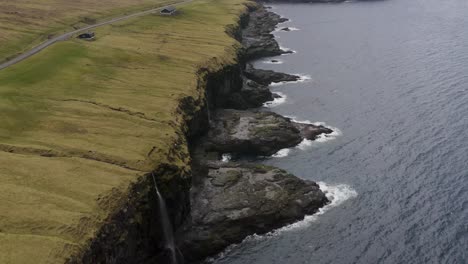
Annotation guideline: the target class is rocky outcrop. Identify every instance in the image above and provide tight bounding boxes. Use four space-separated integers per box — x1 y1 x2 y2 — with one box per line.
179 162 328 262
225 77 275 109
242 6 292 60
200 109 332 156
245 63 300 85
176 4 335 263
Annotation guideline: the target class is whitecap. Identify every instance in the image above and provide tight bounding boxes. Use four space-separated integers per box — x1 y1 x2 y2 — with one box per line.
221 153 232 162
275 26 300 32
263 92 287 107
279 45 296 54
276 117 342 151
272 148 290 158
275 182 358 232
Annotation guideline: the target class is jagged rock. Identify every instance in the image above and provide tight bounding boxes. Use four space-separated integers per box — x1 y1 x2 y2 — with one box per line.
242 6 292 60
179 162 329 261
294 122 333 140
281 27 291 31
200 109 332 156
240 78 274 107
245 64 300 85
226 77 275 109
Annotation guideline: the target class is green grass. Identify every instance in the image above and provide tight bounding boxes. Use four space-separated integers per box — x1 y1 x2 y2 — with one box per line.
0 0 179 62
0 0 250 262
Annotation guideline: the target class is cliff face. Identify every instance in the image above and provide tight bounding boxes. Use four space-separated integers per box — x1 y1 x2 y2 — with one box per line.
0 2 328 263
67 9 251 264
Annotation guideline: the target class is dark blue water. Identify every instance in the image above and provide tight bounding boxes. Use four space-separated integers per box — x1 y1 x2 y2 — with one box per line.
213 0 468 263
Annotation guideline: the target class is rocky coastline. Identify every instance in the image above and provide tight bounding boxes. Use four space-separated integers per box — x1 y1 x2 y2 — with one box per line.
175 4 334 263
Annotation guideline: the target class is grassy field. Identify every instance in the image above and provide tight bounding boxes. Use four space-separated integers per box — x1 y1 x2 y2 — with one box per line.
0 0 248 262
0 0 180 62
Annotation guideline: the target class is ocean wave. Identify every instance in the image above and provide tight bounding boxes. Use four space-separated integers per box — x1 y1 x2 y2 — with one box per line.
275 182 358 232
279 45 296 54
275 26 300 32
272 148 290 158
263 92 287 107
295 119 342 147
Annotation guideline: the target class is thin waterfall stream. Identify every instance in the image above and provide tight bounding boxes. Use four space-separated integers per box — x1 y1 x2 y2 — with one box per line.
151 173 179 264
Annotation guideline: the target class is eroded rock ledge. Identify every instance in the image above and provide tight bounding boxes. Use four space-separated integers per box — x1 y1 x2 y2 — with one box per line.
179 162 328 261
200 109 332 156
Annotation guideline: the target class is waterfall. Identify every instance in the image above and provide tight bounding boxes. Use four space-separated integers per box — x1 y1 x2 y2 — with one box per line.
151 173 179 264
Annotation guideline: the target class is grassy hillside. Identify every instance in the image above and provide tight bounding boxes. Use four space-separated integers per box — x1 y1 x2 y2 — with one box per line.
0 0 179 62
0 0 249 262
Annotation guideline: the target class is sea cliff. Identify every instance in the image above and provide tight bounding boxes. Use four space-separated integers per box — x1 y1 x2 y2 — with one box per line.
0 1 330 263
76 3 333 263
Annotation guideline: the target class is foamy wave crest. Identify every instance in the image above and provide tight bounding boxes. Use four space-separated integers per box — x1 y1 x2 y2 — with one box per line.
280 117 342 150
270 74 312 87
272 148 290 158
263 92 286 107
279 45 296 54
262 59 284 64
221 153 232 162
273 182 357 233
276 26 300 32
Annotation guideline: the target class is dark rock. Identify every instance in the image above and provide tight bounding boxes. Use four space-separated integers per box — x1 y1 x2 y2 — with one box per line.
179 162 329 261
294 122 334 140
245 64 300 85
271 59 279 63
200 109 332 156
281 27 291 31
225 77 274 110
273 92 282 99
242 6 291 60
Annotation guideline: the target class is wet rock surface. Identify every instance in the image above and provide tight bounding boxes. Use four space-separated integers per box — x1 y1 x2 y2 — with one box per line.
245 63 300 85
200 109 332 156
179 162 329 262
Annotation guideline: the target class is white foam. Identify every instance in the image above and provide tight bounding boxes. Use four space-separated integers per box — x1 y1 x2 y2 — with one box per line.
286 117 343 137
262 59 284 65
221 153 232 162
276 182 358 232
301 120 342 143
270 74 312 87
276 26 300 32
279 45 296 54
263 92 286 107
272 148 290 158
